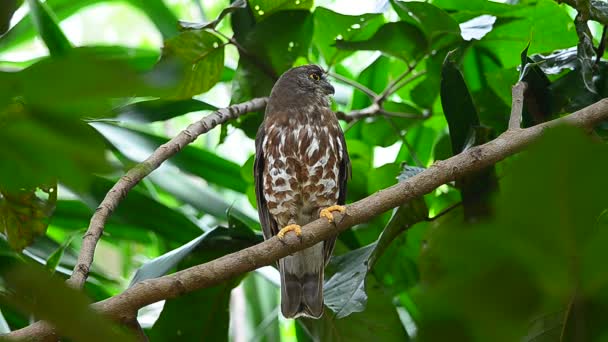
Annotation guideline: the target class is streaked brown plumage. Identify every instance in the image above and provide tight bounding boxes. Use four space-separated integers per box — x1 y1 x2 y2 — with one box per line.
254 65 350 319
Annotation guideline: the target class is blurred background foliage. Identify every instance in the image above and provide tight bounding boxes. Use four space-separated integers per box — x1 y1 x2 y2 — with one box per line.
1 0 608 341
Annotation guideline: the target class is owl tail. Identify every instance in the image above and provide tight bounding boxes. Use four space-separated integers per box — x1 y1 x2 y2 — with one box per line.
279 244 325 319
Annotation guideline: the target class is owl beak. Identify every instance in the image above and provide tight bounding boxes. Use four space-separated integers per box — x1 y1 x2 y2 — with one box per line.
322 81 335 95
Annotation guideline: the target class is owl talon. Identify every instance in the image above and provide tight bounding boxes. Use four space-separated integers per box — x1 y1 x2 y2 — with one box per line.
277 224 302 240
319 205 346 223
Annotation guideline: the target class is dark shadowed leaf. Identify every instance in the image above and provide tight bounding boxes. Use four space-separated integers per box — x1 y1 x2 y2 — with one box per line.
129 227 261 286
25 0 71 56
335 21 427 62
312 7 385 66
1 263 135 342
0 0 21 35
520 45 553 126
158 29 224 99
117 99 217 123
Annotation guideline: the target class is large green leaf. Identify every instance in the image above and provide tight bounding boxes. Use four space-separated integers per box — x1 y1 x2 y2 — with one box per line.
117 99 217 123
242 272 281 342
440 51 498 219
416 127 608 341
1 263 135 341
158 29 224 99
312 7 385 66
249 0 313 21
335 21 428 62
91 122 248 193
25 0 72 56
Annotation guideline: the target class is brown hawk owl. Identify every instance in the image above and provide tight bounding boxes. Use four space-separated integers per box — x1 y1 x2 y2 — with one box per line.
254 65 351 319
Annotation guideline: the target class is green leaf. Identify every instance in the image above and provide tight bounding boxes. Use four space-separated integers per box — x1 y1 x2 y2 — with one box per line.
249 0 313 22
75 46 161 72
91 122 248 193
324 243 377 318
238 10 313 75
45 231 77 274
0 183 57 251
440 50 480 154
117 99 217 123
158 29 224 99
390 0 461 50
441 51 497 219
129 227 262 286
25 0 72 56
2 263 135 342
520 45 553 126
242 273 281 342
416 126 608 341
335 21 428 62
312 7 385 66
0 0 21 35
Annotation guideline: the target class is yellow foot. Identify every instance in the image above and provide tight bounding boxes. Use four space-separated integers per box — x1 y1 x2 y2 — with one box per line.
319 205 346 223
277 224 302 239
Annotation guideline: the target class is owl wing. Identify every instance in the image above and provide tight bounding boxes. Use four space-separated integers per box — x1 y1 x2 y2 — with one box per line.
254 123 279 241
323 111 351 265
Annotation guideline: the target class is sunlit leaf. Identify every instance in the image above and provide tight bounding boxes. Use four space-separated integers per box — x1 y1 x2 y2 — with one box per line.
158 29 224 99
335 21 427 62
117 98 217 123
312 7 385 66
249 0 313 22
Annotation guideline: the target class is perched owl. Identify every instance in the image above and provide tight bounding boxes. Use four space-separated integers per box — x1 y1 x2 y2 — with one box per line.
254 65 350 318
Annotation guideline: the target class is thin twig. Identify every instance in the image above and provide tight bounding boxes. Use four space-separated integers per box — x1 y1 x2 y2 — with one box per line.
384 116 423 167
66 97 268 289
328 71 377 99
509 81 528 130
377 58 425 103
428 202 463 221
8 96 608 341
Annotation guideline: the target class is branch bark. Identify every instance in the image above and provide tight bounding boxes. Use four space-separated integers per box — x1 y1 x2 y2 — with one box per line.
7 97 608 341
66 97 268 289
509 81 528 130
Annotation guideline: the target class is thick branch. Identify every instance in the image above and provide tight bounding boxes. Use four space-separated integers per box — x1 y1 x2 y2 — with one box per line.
66 97 268 289
8 97 608 341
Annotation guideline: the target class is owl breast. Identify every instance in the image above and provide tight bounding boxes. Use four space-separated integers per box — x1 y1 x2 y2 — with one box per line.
262 114 342 227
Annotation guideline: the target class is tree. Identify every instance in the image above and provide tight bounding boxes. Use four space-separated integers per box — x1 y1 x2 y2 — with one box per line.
1 0 608 341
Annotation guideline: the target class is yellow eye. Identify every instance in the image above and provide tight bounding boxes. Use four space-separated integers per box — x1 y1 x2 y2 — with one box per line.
309 73 321 81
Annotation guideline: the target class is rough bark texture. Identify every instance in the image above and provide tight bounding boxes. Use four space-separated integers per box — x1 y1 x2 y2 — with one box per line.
6 98 608 341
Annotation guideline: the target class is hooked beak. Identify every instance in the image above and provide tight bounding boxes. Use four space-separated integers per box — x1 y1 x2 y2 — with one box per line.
322 81 335 95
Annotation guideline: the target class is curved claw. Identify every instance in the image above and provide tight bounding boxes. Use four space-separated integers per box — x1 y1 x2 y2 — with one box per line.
277 224 302 239
319 205 346 223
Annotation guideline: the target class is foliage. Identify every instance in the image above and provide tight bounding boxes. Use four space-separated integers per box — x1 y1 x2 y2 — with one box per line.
0 0 607 341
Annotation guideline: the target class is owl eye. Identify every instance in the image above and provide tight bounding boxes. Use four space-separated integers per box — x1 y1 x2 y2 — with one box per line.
309 73 321 81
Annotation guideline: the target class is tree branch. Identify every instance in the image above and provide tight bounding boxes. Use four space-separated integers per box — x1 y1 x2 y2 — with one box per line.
7 97 608 341
66 97 268 289
509 81 527 130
